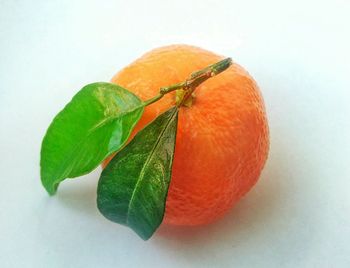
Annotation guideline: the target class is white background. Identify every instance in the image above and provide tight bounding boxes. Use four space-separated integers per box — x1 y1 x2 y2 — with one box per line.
1 0 350 267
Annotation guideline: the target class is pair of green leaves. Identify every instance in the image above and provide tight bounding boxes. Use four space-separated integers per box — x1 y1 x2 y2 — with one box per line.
41 82 178 240
40 58 233 240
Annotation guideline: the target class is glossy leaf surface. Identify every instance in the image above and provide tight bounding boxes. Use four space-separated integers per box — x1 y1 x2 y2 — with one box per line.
41 82 144 195
97 107 178 240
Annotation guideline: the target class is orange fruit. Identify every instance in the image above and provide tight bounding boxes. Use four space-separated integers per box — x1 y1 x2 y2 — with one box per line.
103 44 269 226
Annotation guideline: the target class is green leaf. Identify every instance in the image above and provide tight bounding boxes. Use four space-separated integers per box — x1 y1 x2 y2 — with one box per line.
40 82 144 195
97 106 179 240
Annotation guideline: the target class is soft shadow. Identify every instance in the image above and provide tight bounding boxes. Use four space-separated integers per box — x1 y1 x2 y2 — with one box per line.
52 141 290 249
55 169 101 217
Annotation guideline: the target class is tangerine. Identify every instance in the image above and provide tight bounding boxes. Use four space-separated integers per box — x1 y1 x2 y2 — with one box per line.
104 44 269 226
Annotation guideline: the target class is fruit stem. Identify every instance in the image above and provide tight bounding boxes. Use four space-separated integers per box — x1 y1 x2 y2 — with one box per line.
143 57 232 107
177 57 232 107
190 57 233 79
160 82 185 94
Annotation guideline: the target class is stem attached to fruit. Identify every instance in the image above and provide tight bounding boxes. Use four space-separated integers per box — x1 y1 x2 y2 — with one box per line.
143 57 232 107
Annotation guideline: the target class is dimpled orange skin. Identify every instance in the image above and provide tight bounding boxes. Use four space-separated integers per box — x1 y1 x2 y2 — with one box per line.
103 45 269 226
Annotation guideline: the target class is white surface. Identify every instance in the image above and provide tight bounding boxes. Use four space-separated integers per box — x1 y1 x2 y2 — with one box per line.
1 0 350 267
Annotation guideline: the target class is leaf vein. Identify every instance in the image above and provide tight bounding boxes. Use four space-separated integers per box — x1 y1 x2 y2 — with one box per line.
125 108 177 224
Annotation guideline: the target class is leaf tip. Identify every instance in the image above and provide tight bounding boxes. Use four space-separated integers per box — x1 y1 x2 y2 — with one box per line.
41 176 59 196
